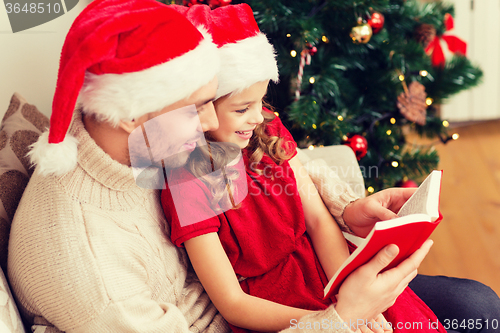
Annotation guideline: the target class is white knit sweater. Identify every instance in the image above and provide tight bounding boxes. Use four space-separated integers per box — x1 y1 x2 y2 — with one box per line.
8 110 356 333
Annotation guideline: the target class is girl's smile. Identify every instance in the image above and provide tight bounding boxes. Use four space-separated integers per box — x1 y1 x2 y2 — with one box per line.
210 80 270 149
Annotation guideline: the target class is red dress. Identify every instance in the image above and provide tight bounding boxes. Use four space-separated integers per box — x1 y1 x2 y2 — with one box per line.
162 113 445 333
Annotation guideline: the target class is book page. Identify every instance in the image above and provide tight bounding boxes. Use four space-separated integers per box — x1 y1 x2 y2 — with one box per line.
398 177 431 216
397 171 441 219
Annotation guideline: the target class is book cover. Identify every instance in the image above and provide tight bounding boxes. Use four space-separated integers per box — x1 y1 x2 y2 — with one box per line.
324 170 443 300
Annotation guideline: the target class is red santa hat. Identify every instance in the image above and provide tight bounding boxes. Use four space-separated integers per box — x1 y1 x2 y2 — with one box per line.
211 4 278 99
29 0 220 176
173 3 278 99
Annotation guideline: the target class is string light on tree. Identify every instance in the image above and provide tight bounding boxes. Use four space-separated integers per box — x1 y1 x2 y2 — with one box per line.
442 120 449 127
390 117 396 124
290 50 297 57
392 161 399 168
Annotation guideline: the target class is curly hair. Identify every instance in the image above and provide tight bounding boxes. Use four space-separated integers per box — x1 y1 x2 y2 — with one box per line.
245 102 294 175
185 101 293 211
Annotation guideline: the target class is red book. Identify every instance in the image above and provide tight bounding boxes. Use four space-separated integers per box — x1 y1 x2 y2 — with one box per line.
324 170 443 300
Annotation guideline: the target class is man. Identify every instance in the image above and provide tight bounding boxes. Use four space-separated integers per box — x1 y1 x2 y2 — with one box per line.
6 1 486 332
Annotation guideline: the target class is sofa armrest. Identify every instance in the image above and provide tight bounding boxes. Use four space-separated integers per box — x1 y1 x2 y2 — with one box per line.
297 145 365 198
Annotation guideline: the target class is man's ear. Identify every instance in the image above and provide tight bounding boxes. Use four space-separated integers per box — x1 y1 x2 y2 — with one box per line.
118 119 138 134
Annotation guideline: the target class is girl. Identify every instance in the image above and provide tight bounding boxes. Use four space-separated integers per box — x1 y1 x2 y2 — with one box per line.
163 4 444 333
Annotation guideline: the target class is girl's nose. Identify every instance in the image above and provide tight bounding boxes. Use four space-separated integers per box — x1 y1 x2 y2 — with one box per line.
249 105 264 125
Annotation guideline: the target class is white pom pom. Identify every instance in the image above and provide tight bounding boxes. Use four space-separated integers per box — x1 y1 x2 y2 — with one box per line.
28 131 79 176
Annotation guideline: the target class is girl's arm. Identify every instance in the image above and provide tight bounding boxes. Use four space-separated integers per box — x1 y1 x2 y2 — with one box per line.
288 155 350 279
184 232 316 331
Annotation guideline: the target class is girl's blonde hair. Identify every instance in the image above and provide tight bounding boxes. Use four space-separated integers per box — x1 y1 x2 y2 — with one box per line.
245 102 293 172
186 101 293 211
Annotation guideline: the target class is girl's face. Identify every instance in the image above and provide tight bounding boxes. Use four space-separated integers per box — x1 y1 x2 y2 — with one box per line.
210 80 269 149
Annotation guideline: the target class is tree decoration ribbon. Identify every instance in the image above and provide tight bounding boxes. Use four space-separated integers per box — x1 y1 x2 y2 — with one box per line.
425 13 467 67
295 48 312 100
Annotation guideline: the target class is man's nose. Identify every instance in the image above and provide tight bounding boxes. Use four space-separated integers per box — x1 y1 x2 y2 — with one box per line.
200 102 219 132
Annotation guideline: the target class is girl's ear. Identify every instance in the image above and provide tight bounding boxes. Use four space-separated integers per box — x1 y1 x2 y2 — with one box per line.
118 119 138 134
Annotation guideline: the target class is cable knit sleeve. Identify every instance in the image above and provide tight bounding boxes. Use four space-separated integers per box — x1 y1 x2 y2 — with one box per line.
302 158 359 233
279 305 356 333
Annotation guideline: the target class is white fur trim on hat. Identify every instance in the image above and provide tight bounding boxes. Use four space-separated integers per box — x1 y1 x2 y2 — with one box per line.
78 36 220 126
28 131 79 176
215 33 279 99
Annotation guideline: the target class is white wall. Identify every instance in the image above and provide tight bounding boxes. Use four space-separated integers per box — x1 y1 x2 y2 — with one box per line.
0 0 92 120
429 0 500 121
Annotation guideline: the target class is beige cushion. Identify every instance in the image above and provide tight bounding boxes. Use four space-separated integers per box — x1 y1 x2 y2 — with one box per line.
0 93 49 272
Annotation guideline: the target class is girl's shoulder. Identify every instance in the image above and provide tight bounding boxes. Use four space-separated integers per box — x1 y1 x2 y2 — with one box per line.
262 107 290 138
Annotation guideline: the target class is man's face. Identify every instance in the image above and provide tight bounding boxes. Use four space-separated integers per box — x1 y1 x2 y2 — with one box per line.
128 77 219 172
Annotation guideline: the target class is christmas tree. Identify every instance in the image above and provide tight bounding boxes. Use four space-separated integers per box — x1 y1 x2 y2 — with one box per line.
165 0 482 192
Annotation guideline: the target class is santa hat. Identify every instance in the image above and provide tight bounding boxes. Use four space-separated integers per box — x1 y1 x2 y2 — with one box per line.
29 0 220 176
210 4 278 99
174 3 278 99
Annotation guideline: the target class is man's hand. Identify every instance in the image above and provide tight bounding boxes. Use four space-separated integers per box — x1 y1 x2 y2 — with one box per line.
342 188 416 237
334 239 433 328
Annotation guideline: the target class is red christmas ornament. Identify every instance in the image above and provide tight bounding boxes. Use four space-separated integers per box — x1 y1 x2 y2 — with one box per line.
344 134 368 160
400 179 419 188
367 12 385 34
208 0 232 8
307 43 318 56
186 0 202 7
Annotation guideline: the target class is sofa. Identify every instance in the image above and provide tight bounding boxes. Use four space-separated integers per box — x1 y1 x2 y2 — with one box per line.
0 92 365 332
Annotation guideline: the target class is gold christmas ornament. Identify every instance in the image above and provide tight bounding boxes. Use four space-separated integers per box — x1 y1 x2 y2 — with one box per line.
397 81 428 125
350 22 373 44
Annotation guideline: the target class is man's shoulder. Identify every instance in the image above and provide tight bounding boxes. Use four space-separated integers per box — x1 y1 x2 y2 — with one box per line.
18 170 77 209
11 170 83 242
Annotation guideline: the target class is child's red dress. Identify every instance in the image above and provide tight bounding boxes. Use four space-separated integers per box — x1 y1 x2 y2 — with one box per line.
161 112 446 333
